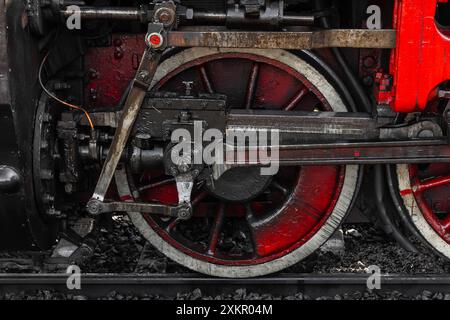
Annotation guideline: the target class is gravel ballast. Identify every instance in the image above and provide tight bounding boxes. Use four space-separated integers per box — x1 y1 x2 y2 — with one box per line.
1 216 450 300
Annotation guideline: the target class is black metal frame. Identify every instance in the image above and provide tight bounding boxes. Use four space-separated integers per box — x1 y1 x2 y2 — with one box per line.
0 1 57 250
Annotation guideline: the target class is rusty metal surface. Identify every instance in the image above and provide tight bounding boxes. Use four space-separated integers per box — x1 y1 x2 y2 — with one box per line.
167 29 396 49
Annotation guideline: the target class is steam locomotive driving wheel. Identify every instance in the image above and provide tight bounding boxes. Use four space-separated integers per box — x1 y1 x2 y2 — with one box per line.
115 48 360 277
397 163 450 259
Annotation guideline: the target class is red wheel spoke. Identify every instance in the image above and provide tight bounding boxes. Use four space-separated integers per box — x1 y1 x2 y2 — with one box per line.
284 88 308 111
192 191 208 206
413 175 450 194
165 192 208 233
442 216 450 232
166 218 180 233
245 202 254 221
207 203 226 256
406 164 450 246
138 178 175 192
199 65 214 94
245 203 258 256
245 63 260 109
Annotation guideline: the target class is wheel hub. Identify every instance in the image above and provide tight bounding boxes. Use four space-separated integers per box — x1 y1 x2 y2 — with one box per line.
205 167 273 202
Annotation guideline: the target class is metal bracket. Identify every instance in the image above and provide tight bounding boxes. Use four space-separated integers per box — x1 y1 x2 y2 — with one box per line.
380 121 443 140
176 175 194 204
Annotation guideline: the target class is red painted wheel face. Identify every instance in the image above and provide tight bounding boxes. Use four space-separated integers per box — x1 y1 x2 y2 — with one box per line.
408 163 450 243
131 53 346 265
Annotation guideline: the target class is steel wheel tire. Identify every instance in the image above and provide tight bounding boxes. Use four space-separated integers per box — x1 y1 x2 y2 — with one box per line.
116 48 360 278
396 164 450 258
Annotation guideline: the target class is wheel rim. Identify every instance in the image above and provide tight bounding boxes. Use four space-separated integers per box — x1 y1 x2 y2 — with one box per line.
397 163 450 252
116 48 360 277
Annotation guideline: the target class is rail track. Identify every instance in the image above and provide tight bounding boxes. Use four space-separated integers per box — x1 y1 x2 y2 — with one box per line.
1 273 450 299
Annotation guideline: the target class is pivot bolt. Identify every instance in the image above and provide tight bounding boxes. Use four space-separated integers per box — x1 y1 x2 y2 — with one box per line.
138 70 150 82
154 7 176 27
146 32 164 49
177 206 192 220
86 199 102 216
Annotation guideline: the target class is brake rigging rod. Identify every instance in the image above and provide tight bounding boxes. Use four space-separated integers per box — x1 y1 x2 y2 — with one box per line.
86 1 177 215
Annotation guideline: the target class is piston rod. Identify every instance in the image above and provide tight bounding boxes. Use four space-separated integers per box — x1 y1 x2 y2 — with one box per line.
58 6 315 26
61 7 148 21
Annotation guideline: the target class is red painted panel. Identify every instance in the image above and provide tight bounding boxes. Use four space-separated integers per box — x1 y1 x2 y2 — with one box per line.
387 0 450 112
84 35 146 108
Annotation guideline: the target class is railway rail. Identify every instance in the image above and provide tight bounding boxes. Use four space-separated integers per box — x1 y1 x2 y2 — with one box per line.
1 0 449 283
1 273 450 299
